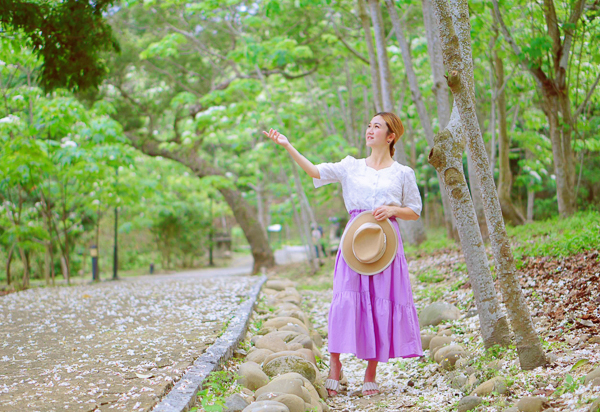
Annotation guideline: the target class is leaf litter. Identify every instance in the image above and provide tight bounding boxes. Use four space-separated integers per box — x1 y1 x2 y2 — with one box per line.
298 248 600 411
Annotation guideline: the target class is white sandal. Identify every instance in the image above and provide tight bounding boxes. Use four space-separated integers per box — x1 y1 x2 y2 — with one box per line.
324 370 344 396
362 381 380 396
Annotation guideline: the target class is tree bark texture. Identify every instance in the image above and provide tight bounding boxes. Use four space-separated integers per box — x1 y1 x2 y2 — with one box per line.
422 0 451 129
344 60 359 149
428 107 510 348
432 0 546 370
132 137 275 274
368 0 394 113
358 0 383 113
495 52 525 225
467 149 489 240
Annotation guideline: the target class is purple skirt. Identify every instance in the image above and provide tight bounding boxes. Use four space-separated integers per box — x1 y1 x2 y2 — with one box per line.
328 210 423 362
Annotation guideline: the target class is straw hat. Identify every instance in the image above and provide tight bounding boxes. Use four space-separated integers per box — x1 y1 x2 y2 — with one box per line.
340 211 398 276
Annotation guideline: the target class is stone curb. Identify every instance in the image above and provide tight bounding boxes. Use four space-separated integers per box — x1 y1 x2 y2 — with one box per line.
152 275 267 412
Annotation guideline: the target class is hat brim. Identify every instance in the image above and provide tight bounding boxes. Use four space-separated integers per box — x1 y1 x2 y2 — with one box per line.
340 211 399 276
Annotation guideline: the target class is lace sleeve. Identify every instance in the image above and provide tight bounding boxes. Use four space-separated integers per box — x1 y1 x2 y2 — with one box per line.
402 167 422 216
313 155 353 188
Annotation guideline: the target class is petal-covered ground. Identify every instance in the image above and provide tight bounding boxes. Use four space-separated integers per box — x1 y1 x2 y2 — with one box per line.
0 268 255 412
296 249 600 411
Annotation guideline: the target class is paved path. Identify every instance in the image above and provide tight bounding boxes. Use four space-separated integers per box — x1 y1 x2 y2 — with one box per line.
274 245 309 265
0 259 255 412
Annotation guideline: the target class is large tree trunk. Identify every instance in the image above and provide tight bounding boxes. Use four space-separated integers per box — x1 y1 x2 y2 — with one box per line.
385 0 456 242
357 0 383 113
467 150 490 240
132 137 275 274
429 108 510 348
495 51 525 225
544 90 576 216
432 0 547 370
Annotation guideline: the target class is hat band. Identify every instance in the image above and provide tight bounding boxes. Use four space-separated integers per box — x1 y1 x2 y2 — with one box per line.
352 233 387 264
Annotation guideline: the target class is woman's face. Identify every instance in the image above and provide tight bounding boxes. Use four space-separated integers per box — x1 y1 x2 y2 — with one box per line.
365 115 392 149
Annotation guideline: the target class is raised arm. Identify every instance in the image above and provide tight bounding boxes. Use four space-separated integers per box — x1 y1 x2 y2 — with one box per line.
263 128 320 179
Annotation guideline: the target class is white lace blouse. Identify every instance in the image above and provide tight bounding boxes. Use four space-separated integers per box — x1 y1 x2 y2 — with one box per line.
313 156 422 216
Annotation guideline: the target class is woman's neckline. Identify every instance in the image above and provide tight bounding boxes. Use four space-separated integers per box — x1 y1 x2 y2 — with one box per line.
363 158 397 172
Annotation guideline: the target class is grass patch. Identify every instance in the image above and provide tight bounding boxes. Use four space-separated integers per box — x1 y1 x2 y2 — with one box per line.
193 369 240 412
416 268 445 283
404 227 459 258
406 211 599 262
508 210 600 259
414 283 445 303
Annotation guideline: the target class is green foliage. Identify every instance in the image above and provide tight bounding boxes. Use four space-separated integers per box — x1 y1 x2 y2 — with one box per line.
508 211 600 259
197 370 241 412
554 374 585 396
404 228 458 258
0 0 120 91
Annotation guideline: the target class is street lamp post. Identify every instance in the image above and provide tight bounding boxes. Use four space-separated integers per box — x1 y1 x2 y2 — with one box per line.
113 167 119 280
209 194 214 267
90 245 99 282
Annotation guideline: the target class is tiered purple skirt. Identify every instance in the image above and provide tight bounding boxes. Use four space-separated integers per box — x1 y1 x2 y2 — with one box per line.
327 210 423 362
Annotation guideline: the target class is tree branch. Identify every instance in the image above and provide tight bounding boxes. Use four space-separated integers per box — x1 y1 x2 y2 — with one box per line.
212 65 320 90
329 17 370 64
542 0 562 71
143 59 202 97
492 0 549 88
558 0 585 74
574 70 600 120
126 133 220 178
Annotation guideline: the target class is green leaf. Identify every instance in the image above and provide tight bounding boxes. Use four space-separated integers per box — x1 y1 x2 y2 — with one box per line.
570 359 589 371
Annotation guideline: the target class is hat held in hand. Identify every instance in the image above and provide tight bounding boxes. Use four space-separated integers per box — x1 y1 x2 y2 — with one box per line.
341 211 398 275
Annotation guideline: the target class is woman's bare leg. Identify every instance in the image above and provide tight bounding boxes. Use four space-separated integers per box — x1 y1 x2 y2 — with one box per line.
327 353 343 396
363 360 379 395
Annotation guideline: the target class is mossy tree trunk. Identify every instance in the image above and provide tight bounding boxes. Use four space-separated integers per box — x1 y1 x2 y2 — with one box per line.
429 107 510 348
432 0 547 369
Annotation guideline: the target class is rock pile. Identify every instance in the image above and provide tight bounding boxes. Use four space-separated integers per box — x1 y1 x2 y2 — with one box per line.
226 278 329 412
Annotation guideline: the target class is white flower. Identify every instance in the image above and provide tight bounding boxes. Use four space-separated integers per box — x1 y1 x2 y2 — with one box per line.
0 114 19 124
60 141 77 148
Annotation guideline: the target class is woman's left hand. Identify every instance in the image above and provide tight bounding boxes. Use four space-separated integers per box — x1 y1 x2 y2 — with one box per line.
373 206 395 221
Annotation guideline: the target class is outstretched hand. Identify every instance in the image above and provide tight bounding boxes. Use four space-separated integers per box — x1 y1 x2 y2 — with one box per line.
263 128 290 147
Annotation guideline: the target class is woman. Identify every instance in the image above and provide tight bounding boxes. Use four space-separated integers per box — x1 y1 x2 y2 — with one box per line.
263 112 423 397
